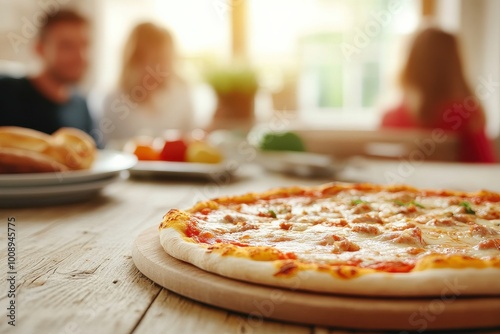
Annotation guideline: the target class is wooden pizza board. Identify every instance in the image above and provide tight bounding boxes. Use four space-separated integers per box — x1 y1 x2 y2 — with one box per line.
132 226 500 331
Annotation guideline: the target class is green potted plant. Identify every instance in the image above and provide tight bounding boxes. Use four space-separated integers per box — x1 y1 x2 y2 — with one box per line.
205 65 259 131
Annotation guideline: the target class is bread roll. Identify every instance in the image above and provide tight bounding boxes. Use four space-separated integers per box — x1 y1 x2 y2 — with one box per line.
0 126 96 174
52 128 96 169
42 143 83 170
0 148 68 173
0 126 52 152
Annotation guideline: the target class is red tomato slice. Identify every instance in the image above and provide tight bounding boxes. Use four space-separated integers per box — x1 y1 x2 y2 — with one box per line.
159 140 187 162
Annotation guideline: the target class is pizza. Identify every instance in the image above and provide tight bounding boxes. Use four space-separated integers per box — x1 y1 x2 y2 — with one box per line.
159 183 500 296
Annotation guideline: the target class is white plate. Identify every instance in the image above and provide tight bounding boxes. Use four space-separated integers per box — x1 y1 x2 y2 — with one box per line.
130 161 235 180
0 175 121 207
0 150 137 187
256 151 343 178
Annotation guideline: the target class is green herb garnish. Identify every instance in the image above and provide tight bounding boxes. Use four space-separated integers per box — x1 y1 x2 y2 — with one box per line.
351 199 368 205
459 201 475 214
268 210 277 218
394 200 425 209
410 201 425 209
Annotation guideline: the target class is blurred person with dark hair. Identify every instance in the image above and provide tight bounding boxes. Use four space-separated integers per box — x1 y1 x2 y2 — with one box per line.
380 27 495 163
0 9 95 137
101 22 194 147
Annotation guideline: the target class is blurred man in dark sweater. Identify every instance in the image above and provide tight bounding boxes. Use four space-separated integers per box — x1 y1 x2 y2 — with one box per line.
0 9 95 137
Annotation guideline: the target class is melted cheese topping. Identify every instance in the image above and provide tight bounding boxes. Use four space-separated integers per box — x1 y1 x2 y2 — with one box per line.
185 188 500 270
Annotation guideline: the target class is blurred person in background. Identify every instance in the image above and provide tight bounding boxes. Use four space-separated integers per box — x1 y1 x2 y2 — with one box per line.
380 27 496 163
101 22 194 147
0 10 95 136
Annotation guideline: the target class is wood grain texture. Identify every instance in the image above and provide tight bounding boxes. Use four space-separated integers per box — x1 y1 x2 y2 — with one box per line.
132 289 311 334
0 181 167 334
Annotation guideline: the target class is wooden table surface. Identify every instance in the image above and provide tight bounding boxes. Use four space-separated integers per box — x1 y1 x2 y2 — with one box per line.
1 164 499 334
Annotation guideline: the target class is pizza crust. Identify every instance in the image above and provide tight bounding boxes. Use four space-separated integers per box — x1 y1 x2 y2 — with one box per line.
160 226 500 297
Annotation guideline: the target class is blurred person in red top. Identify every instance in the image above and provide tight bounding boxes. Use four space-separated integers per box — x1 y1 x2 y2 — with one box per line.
380 27 496 163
